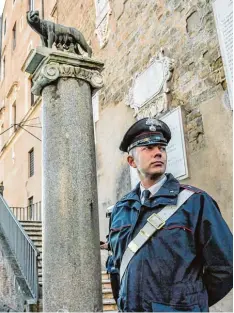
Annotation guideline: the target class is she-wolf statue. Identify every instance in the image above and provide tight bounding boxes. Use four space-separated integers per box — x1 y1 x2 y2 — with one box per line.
26 10 92 57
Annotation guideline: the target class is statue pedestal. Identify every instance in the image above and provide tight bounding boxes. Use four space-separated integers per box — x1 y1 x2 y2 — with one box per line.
25 48 104 312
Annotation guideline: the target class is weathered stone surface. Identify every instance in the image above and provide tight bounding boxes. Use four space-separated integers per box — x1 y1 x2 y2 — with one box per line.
42 77 103 312
27 50 104 311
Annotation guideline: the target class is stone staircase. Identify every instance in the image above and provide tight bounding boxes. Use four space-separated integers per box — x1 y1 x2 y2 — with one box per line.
20 221 117 312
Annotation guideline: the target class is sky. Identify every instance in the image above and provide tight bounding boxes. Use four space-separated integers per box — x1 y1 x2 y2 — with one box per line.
0 0 5 15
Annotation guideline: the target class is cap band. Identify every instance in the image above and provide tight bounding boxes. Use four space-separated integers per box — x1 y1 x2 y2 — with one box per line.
128 134 167 152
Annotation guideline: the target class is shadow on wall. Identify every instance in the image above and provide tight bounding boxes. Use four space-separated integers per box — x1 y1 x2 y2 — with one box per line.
115 163 131 201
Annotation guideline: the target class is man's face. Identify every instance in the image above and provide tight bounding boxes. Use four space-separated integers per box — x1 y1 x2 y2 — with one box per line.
128 144 167 179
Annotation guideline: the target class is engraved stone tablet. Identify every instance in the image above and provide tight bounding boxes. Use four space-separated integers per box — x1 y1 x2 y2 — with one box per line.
161 107 188 180
94 0 111 47
213 0 233 106
133 61 164 108
128 50 174 118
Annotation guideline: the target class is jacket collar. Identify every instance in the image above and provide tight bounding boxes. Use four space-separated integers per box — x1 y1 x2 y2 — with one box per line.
120 173 180 209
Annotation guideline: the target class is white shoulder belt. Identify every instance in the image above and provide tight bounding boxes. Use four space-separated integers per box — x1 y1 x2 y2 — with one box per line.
120 189 194 282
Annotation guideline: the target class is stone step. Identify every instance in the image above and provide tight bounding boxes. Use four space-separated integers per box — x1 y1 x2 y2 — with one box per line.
103 299 117 312
102 279 111 289
20 221 42 226
26 233 42 240
37 246 42 253
103 299 116 305
103 305 118 312
33 241 42 247
22 226 42 232
22 222 117 311
102 289 114 299
102 272 109 280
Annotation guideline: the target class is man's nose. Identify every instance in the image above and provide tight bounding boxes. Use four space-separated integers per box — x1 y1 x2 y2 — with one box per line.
152 146 162 156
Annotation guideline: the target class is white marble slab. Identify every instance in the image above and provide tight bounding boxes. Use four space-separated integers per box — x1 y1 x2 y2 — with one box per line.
213 0 233 106
133 60 164 109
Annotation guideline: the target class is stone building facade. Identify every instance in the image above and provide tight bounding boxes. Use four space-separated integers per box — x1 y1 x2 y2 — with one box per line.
0 0 56 207
0 0 232 311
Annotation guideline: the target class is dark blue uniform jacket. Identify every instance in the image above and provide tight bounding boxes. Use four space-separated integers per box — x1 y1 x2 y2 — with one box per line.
109 174 233 312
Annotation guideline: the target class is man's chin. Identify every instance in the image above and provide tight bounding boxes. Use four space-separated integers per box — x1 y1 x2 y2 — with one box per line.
148 171 165 180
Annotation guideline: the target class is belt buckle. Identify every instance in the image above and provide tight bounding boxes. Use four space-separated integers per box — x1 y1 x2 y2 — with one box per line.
147 213 165 229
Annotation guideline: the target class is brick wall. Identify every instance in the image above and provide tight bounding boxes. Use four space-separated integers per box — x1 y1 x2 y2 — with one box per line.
56 0 227 155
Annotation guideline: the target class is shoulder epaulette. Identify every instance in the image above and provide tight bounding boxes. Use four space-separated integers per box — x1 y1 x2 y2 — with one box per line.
180 184 203 194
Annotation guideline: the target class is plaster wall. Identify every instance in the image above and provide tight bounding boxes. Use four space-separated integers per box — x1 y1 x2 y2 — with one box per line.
0 103 42 207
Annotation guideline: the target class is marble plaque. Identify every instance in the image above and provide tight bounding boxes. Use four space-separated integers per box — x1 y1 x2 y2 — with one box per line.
213 0 233 106
161 107 188 180
129 106 188 188
94 0 111 47
133 61 164 108
128 50 174 118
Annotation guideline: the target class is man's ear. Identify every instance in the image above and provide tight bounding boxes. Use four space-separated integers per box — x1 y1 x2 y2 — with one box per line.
127 155 137 168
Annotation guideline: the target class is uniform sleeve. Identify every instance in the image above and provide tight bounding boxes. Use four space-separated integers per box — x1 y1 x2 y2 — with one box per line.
108 203 118 252
199 193 233 307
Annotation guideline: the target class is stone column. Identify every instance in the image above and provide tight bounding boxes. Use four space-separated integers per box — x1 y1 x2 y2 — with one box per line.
24 47 104 312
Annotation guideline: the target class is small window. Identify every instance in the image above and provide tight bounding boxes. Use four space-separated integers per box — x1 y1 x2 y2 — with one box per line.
28 196 33 206
29 0 34 11
2 57 5 80
0 182 3 196
4 19 6 35
28 196 33 219
30 80 35 106
12 102 16 130
12 23 16 50
29 148 34 177
20 16 24 32
0 125 4 150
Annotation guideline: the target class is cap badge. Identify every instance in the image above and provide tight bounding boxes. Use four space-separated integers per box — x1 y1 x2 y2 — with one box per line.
146 118 159 131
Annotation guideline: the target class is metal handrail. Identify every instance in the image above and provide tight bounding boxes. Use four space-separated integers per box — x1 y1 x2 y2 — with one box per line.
11 201 42 221
0 194 39 300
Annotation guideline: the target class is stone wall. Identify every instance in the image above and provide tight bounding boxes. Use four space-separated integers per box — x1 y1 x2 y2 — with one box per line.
55 1 232 310
0 227 33 312
56 0 231 234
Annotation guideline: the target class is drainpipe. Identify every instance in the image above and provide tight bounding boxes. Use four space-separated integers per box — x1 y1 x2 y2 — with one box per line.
41 0 44 19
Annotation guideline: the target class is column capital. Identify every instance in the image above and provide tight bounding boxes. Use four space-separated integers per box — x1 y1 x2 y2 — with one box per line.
24 47 104 96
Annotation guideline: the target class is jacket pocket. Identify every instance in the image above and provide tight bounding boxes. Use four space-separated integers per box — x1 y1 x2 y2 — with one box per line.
152 302 201 312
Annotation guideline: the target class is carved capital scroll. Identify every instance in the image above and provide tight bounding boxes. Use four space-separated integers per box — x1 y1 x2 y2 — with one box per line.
32 62 104 95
